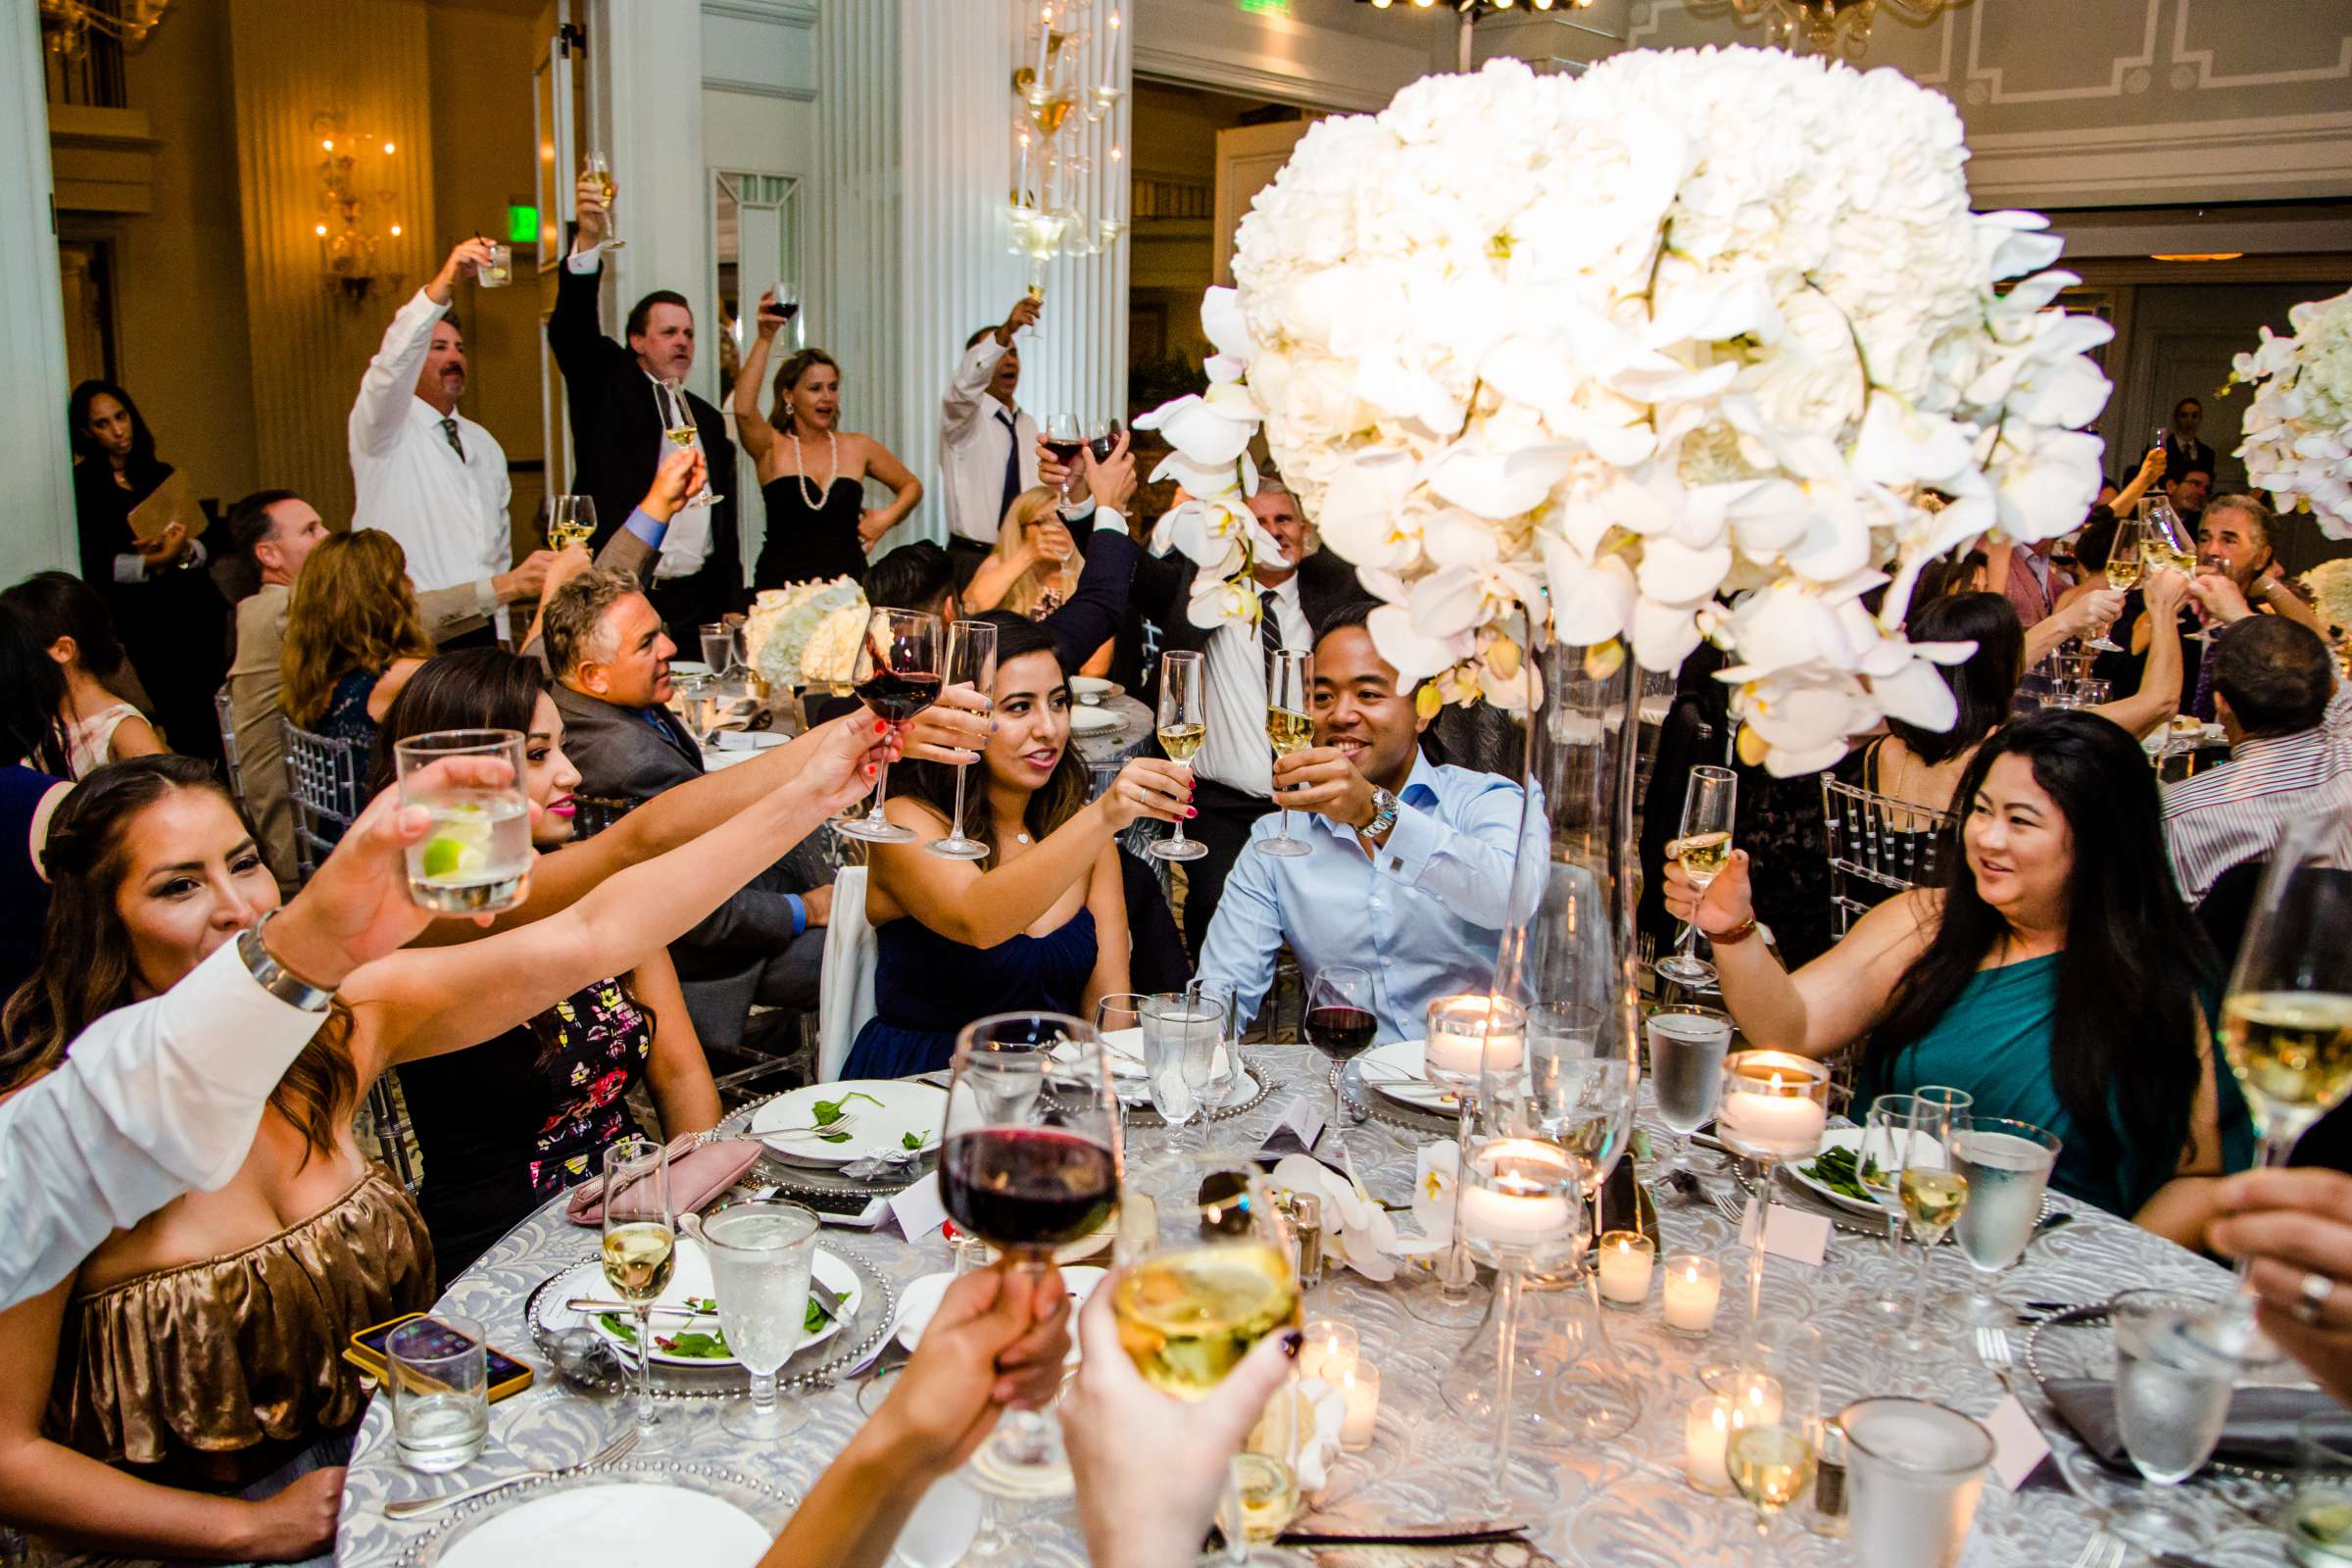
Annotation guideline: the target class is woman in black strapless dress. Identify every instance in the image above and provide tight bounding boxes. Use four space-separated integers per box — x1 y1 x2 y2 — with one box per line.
732 290 923 587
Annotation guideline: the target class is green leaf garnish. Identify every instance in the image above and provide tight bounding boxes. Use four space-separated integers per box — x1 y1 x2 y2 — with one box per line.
1798 1145 1884 1203
903 1130 926 1151
819 1130 853 1144
812 1091 884 1127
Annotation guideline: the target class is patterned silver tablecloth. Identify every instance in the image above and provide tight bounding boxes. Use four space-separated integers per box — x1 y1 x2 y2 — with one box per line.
336 1045 2289 1567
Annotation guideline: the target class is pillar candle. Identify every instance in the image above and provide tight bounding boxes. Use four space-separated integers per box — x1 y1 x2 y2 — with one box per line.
1718 1052 1830 1159
1662 1253 1722 1335
1596 1231 1655 1306
1458 1140 1575 1249
1686 1396 1736 1493
1338 1363 1379 1450
1424 995 1526 1080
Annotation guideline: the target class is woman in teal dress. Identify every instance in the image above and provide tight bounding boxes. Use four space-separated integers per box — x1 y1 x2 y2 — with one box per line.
1662 710 2251 1242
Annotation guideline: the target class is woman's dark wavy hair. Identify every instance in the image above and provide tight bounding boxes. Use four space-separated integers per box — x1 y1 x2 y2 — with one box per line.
3 570 127 679
769 348 842 435
67 378 164 478
1889 592 2022 765
0 605 70 775
365 648 549 803
0 757 356 1162
1865 710 2217 1202
896 612 1088 860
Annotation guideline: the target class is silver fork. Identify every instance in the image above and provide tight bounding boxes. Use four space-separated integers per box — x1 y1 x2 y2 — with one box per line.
384 1426 639 1519
2066 1533 2125 1568
1975 1328 2131 1568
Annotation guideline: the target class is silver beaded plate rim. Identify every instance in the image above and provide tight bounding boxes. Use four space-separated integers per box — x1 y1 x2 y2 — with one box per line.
2022 1301 2296 1485
1338 1056 1457 1135
718 1091 933 1200
1122 1053 1276 1128
522 1242 896 1399
390 1459 801 1567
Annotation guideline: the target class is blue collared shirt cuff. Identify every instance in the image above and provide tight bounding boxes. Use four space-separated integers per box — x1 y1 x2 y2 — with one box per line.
623 506 669 548
1375 797 1442 887
785 894 807 939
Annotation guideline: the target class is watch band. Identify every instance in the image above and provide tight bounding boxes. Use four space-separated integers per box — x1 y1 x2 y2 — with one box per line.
236 910 337 1013
1362 787 1399 841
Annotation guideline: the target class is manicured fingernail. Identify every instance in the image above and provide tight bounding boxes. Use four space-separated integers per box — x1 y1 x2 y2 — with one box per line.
875 720 888 734
865 763 877 777
1187 807 1198 818
1282 1330 1303 1357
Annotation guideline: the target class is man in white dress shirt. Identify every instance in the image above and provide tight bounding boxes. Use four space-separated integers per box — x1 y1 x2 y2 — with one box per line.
349 238 514 647
938 294 1045 586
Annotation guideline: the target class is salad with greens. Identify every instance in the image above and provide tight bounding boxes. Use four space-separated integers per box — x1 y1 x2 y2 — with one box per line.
1798 1145 1885 1204
599 1289 847 1360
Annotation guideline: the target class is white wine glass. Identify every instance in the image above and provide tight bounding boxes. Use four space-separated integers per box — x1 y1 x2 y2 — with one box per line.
702 1199 818 1440
1114 1165 1304 1567
1261 648 1313 859
1894 1091 1969 1352
600 1134 675 1441
833 608 942 845
2090 511 2144 653
1657 764 1737 986
1725 1317 1823 1568
2217 815 2352 1175
928 619 999 860
583 151 625 249
1858 1092 1928 1330
655 378 724 510
547 494 598 553
1152 650 1209 863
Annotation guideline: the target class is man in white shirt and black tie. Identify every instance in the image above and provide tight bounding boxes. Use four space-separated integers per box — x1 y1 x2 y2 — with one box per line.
349 238 514 648
938 294 1044 587
2163 396 2218 483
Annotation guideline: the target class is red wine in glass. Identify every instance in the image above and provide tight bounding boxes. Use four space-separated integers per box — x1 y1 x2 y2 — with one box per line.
852 669 940 722
773 300 801 323
940 1128 1117 1250
1041 437 1087 468
1087 422 1122 465
1303 1004 1377 1063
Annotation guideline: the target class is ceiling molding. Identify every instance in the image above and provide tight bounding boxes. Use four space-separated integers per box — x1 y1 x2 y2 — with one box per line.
701 0 817 25
1134 45 1394 113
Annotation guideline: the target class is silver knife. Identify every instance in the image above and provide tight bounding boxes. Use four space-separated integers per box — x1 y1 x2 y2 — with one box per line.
1269 1521 1526 1546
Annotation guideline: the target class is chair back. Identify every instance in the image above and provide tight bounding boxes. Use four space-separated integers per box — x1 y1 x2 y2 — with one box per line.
281 720 366 882
816 864 878 1082
214 686 247 815
1821 776 1955 941
569 793 637 840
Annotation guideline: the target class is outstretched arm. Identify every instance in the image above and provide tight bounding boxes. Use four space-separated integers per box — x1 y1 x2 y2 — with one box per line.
351 240 490 460
733 287 790 469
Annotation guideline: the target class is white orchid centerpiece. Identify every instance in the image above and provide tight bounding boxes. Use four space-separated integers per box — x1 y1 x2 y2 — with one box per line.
1136 47 2112 774
2229 286 2352 540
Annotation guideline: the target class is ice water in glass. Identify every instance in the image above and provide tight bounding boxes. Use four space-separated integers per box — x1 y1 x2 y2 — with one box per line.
1647 1009 1731 1134
2114 1294 2241 1485
388 1315 489 1474
705 1200 818 1441
1842 1397 1992 1568
1949 1119 2061 1320
395 728 532 914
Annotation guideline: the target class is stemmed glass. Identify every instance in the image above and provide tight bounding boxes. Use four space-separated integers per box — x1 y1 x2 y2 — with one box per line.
833 608 942 844
700 622 737 679
1644 1004 1731 1185
2090 510 2144 652
547 495 597 552
1715 1051 1830 1357
1724 1318 1824 1568
2216 816 2352 1176
927 619 999 860
1087 419 1122 466
1143 990 1224 1165
599 1135 675 1443
939 1011 1120 1506
1948 1115 2062 1326
2111 1287 2262 1553
2145 494 2208 642
1151 650 1210 863
1302 964 1376 1153
1657 764 1737 986
702 1199 818 1440
1260 649 1313 859
1858 1093 1928 1329
654 378 724 509
1042 415 1086 505
583 151 624 249
1113 1165 1304 1567
1894 1091 1970 1351
1403 994 1520 1332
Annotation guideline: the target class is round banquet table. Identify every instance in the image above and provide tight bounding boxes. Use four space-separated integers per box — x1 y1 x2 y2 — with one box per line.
336 1043 2291 1568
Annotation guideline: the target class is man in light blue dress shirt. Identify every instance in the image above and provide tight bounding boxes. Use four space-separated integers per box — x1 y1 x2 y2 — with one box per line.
1194 603 1526 1043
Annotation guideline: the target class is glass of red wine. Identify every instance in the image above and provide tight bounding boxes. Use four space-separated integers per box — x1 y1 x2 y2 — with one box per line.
940 1010 1122 1503
1042 414 1087 506
832 607 941 844
1086 418 1121 466
1303 964 1377 1152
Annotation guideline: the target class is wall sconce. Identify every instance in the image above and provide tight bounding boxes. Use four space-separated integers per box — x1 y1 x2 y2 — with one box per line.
39 0 174 60
314 112 403 304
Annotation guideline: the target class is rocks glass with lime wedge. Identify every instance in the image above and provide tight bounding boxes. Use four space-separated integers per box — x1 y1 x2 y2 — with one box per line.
394 729 532 913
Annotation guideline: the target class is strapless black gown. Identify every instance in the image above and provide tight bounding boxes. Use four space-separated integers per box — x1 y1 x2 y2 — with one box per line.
757 473 867 587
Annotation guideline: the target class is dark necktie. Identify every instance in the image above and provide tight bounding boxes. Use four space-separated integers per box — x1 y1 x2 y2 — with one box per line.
1259 587 1283 674
440 416 466 464
2190 631 2219 721
995 409 1022 536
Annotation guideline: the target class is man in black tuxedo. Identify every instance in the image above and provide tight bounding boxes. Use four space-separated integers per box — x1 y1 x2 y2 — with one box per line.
2164 396 2218 484
1128 481 1362 954
548 172 743 638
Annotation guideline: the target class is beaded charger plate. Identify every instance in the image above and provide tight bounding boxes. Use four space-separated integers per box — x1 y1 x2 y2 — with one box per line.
2024 1301 2298 1486
1121 1053 1275 1129
1338 1056 1456 1136
718 1092 934 1200
392 1460 798 1568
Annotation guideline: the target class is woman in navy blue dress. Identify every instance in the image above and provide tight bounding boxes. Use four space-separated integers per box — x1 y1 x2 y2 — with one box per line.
843 613 1193 1078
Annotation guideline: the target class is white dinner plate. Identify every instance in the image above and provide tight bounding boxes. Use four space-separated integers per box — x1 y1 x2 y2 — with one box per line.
586 1236 858 1367
1069 676 1124 706
1787 1125 1942 1218
431 1484 771 1568
1355 1039 1459 1111
749 1079 948 1167
894 1266 1104 1362
666 660 712 679
714 729 786 752
1068 706 1123 736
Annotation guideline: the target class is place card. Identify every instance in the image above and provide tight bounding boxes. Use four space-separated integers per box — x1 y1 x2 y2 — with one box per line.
1741 1198 1832 1266
1984 1395 2052 1490
888 1171 948 1241
1257 1095 1328 1160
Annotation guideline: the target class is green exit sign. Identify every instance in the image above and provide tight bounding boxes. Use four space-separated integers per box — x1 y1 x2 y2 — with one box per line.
1239 0 1290 13
507 204 539 245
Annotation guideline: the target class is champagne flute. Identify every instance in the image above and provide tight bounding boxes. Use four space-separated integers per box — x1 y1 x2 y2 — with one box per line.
547 495 598 553
940 1011 1121 1504
1895 1092 1969 1351
584 151 624 249
833 608 942 845
1657 764 1737 986
1152 650 1210 863
656 379 724 510
2217 816 2352 1179
1042 415 1086 505
2089 511 2143 653
1114 1165 1304 1567
1302 964 1376 1152
1859 1092 1929 1329
927 619 999 860
702 1199 819 1440
1261 648 1313 859
599 1134 675 1439
2143 494 2206 641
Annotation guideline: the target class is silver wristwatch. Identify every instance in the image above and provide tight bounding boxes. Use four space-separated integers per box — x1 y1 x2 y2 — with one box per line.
237 910 337 1012
1361 786 1400 841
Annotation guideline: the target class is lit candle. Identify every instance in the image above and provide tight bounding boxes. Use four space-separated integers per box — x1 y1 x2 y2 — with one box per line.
1457 1140 1575 1249
1686 1396 1736 1493
1662 1253 1722 1335
1595 1230 1655 1307
1424 994 1526 1081
1726 1369 1785 1429
1338 1363 1380 1450
1717 1051 1830 1160
1297 1321 1357 1386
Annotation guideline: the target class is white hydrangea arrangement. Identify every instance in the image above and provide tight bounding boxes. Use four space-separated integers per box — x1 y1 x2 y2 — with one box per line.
2229 287 2352 540
2302 558 2352 635
742 577 867 689
1136 47 2113 774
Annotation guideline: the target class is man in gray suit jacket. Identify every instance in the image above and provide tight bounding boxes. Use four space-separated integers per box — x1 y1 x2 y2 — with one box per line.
542 566 828 1028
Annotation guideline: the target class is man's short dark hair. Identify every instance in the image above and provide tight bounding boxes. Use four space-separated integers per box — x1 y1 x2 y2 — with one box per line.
1312 599 1381 651
2214 615 2333 739
543 565 644 680
2175 396 2202 415
2170 461 2216 485
865 542 956 614
626 290 691 340
227 489 304 561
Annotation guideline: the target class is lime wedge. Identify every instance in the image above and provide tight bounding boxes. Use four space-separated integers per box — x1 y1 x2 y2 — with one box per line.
420 834 487 881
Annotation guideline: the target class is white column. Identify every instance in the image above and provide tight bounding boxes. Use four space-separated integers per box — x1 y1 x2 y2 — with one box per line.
809 0 902 526
589 0 709 397
0 2 77 583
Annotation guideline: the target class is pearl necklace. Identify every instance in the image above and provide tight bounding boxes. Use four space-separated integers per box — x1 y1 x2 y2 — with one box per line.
791 426 840 510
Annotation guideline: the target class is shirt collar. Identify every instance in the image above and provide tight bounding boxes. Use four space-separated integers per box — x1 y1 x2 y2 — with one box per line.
2231 725 2329 766
411 397 461 427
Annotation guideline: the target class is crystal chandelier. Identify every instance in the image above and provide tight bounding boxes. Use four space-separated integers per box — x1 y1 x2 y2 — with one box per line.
1710 0 1956 59
39 0 173 59
1008 1 1128 297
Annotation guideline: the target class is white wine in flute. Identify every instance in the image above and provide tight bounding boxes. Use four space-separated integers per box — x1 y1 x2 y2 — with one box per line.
1678 829 1733 881
663 425 698 452
1157 722 1204 762
2219 991 2352 1133
601 1222 677 1303
1264 707 1312 757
